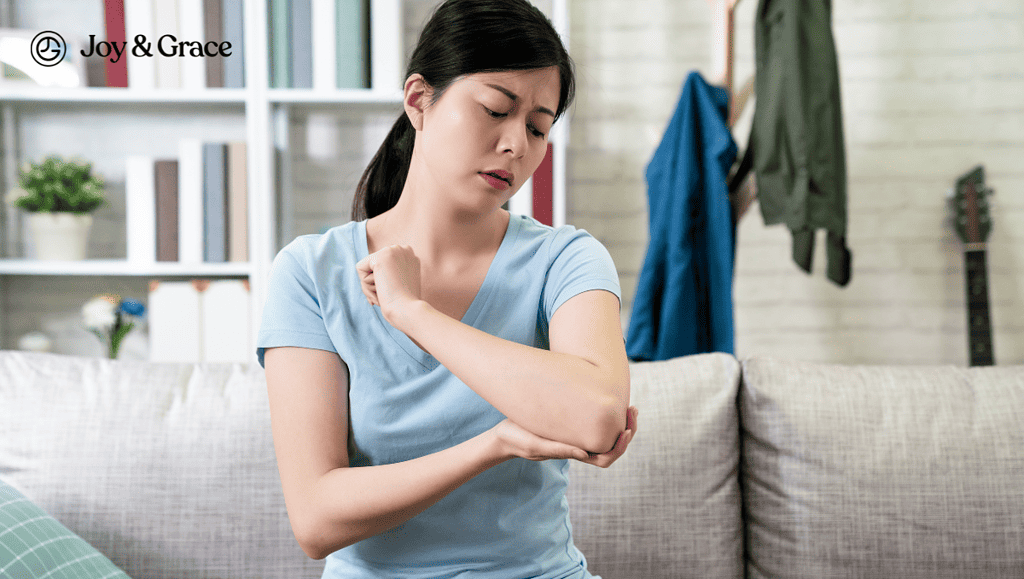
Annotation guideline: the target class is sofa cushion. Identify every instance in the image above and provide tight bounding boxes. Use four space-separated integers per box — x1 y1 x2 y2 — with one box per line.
1 478 131 578
740 357 1024 579
0 351 323 579
567 353 744 579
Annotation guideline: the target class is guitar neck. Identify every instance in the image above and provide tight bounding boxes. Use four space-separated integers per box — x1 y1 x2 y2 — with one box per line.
964 248 994 366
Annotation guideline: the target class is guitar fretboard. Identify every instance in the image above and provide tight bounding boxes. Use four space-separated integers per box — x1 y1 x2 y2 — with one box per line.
964 249 994 366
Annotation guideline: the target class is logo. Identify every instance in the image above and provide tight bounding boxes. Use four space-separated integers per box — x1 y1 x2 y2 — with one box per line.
79 34 232 63
31 31 67 67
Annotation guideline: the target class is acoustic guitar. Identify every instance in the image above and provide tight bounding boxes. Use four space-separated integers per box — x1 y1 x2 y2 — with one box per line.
951 165 995 366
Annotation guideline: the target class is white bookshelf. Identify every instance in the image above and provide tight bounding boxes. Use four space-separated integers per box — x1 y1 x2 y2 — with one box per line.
0 0 570 363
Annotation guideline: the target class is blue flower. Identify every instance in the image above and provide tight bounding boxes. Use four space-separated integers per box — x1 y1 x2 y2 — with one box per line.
120 299 146 317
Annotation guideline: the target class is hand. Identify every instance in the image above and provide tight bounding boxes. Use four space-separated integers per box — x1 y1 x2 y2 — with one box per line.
356 244 422 326
576 405 638 469
489 419 592 463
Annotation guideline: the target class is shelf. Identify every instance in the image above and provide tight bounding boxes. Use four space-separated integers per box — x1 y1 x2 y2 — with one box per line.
0 259 251 277
0 86 407 106
0 86 249 104
268 88 404 104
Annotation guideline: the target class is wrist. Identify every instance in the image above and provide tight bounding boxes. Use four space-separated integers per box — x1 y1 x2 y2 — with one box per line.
388 298 431 335
480 424 513 466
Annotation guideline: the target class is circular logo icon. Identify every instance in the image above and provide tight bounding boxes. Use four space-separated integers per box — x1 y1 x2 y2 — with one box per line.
31 31 67 67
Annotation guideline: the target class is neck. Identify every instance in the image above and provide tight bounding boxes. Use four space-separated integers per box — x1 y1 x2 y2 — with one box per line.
373 159 510 265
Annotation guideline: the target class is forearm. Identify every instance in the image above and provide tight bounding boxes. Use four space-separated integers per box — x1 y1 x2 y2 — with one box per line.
300 430 506 559
393 299 625 453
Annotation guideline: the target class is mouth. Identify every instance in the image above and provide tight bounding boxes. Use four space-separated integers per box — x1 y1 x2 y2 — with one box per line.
481 170 513 186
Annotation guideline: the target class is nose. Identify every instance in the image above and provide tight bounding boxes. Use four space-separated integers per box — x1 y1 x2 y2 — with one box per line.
498 119 528 159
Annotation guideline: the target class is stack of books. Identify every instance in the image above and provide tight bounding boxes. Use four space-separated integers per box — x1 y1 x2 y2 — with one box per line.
148 279 251 363
269 0 370 89
102 0 245 89
126 139 248 264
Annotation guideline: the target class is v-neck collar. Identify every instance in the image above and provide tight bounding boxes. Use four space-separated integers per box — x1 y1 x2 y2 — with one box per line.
355 214 521 370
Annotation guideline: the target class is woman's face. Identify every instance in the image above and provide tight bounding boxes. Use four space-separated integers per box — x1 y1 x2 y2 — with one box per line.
407 67 561 212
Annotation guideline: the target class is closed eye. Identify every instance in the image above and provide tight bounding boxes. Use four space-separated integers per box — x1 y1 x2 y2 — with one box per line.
484 108 546 139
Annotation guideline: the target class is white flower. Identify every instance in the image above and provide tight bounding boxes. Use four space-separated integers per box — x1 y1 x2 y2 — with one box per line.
5 188 26 205
82 294 118 330
17 331 52 352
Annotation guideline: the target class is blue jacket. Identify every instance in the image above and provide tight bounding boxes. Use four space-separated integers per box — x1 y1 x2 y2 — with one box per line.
626 71 737 361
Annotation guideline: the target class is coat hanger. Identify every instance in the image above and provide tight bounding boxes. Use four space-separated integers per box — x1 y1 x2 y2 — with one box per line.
707 0 757 220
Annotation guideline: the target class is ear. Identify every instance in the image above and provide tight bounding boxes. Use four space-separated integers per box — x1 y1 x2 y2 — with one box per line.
403 74 433 131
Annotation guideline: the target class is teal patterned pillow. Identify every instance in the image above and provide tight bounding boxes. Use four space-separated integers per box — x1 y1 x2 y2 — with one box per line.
0 479 131 579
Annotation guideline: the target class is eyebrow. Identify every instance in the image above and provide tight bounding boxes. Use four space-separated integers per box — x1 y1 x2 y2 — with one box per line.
485 83 556 117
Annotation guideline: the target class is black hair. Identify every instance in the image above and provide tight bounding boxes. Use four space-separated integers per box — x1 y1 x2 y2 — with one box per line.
350 0 576 221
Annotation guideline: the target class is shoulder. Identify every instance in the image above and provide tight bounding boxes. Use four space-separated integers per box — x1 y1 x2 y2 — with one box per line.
511 214 610 263
273 221 361 274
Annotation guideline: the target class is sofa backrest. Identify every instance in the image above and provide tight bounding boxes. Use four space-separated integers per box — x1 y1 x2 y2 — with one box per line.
739 357 1024 579
567 352 745 579
0 351 324 579
4 350 1022 579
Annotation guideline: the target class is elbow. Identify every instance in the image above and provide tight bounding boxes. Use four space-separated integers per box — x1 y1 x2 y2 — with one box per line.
299 541 328 562
583 395 629 454
292 514 354 560
293 518 330 560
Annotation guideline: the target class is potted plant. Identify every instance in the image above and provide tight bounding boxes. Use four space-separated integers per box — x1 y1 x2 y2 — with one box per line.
5 155 107 260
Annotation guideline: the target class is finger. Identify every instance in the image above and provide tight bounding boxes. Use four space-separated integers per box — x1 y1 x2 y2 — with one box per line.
356 256 372 275
586 427 633 466
547 442 589 462
361 282 377 305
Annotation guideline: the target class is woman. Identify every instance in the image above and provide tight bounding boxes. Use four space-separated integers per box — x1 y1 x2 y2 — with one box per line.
257 0 639 576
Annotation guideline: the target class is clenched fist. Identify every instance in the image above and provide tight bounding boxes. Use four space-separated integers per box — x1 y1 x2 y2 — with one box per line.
356 244 423 327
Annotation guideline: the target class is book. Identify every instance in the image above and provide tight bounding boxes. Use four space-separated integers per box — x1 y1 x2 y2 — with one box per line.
370 0 402 92
103 0 128 87
124 0 156 89
178 138 205 264
125 155 156 264
153 0 182 89
227 141 248 262
200 279 251 363
203 142 228 262
178 0 207 89
532 142 553 226
291 0 313 88
203 0 224 87
312 0 336 91
337 0 370 89
148 280 202 362
155 159 179 262
222 0 245 88
268 0 291 88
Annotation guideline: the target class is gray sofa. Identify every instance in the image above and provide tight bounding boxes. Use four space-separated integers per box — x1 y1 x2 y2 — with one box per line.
1 350 1022 578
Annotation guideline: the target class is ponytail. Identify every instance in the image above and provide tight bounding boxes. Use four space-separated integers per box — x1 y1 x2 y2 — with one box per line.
351 113 415 221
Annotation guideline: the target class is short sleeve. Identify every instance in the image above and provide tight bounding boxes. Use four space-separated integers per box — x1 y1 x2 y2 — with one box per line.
543 228 622 322
256 244 337 368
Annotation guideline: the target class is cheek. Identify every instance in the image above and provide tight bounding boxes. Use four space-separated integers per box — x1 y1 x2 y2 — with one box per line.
427 109 480 154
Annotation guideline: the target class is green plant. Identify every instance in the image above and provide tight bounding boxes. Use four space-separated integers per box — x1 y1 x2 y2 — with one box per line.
7 155 106 213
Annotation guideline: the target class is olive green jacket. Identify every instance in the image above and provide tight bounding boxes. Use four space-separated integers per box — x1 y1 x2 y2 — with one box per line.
750 0 852 286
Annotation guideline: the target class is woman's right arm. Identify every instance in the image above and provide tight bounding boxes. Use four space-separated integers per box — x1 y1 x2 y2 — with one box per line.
264 346 593 560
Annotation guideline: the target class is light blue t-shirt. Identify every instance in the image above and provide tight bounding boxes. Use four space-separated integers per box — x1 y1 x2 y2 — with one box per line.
257 213 620 579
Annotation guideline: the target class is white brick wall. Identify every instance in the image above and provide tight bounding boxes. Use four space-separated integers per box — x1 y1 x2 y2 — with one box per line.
569 0 1024 365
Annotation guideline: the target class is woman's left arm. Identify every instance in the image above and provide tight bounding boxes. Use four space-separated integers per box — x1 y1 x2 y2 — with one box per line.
358 246 630 455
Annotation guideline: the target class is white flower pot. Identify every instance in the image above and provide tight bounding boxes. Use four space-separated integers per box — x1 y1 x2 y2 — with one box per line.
25 213 93 261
